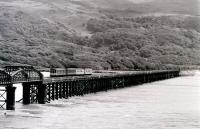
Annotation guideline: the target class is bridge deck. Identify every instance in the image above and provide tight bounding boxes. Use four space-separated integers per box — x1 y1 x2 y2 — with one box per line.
43 70 179 83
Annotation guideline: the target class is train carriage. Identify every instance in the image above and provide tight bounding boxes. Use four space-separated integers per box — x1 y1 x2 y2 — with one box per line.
50 68 67 77
50 68 92 77
67 68 84 76
84 68 93 75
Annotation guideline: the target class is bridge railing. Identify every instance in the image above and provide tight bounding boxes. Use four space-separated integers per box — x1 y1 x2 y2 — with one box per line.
0 70 12 85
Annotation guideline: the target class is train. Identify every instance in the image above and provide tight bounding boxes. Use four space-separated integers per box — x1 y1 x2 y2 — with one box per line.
50 68 93 77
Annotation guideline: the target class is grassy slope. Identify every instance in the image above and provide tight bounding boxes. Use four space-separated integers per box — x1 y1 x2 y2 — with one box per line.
0 0 199 69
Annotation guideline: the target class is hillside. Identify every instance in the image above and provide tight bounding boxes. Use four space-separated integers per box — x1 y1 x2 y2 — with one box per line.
0 0 200 70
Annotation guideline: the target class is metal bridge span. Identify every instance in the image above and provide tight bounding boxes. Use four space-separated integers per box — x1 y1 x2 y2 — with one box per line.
0 66 43 110
0 66 180 110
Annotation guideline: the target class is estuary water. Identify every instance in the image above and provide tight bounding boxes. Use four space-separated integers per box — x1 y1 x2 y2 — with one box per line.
0 71 199 129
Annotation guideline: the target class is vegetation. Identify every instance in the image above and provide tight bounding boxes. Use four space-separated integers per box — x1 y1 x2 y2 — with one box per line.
0 0 199 70
76 16 200 69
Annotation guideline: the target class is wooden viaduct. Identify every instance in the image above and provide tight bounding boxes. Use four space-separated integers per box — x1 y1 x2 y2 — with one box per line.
0 66 180 110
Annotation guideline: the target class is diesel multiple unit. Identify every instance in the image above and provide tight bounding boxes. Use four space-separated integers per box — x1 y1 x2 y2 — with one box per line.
50 68 93 77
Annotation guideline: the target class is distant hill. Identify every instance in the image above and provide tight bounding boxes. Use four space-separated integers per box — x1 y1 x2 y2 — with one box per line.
0 0 199 70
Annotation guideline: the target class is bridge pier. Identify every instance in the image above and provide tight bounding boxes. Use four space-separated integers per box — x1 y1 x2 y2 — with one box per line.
22 83 31 104
52 83 55 100
22 81 46 105
38 83 46 104
6 86 16 110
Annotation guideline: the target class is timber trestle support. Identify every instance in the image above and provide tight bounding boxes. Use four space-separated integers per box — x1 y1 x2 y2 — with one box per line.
44 70 180 103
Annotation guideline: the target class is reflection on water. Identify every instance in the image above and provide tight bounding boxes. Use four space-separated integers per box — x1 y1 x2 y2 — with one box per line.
0 72 200 129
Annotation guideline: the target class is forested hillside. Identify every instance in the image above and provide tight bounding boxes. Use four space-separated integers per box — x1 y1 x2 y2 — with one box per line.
0 0 199 70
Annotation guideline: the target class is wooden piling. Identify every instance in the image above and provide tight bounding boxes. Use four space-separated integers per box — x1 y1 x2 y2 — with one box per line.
42 70 180 103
